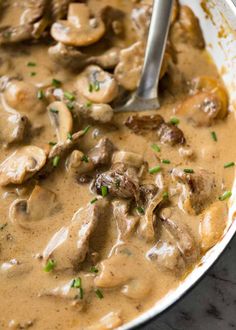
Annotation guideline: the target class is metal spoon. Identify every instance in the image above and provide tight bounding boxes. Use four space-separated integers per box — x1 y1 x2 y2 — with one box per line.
115 0 174 112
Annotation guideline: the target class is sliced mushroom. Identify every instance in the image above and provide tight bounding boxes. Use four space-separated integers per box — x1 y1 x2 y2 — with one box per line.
139 189 163 242
176 76 229 125
0 146 47 186
86 312 123 330
3 80 45 114
199 201 228 252
95 245 152 299
113 200 139 239
82 103 114 123
9 185 58 228
76 65 119 103
42 199 109 271
0 111 28 147
48 101 73 143
66 150 94 175
51 3 105 47
112 151 144 169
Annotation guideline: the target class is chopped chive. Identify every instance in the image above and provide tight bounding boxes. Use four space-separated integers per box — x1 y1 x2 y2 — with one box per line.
44 259 56 272
49 108 59 114
90 266 99 273
67 102 74 110
219 191 232 201
183 168 194 174
95 289 104 299
27 61 36 67
64 91 75 101
67 132 72 140
0 223 7 230
162 159 171 164
49 141 56 146
85 101 92 108
163 191 169 199
78 287 84 299
170 117 180 125
224 162 235 168
52 155 60 167
89 81 100 92
71 277 82 288
149 165 161 174
81 155 89 163
37 89 44 100
90 197 98 204
211 131 217 142
136 206 145 214
30 72 37 76
101 186 108 197
52 78 62 88
82 125 91 135
151 144 161 152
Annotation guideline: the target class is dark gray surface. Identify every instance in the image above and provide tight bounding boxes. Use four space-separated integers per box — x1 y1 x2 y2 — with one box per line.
143 235 236 330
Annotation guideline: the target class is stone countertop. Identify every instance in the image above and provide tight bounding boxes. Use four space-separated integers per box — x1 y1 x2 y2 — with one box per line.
144 235 236 330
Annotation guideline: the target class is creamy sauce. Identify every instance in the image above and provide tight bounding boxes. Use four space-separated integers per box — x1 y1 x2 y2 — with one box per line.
0 1 235 329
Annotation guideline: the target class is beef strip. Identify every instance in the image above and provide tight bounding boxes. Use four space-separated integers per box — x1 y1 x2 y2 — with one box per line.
172 168 221 215
94 163 140 201
88 138 114 167
42 199 109 271
157 123 185 146
125 114 186 146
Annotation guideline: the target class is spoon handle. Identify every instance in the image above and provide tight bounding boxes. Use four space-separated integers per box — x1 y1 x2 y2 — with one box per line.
137 0 174 100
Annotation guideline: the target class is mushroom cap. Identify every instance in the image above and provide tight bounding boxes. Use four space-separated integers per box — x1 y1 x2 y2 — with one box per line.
51 3 105 47
4 80 45 114
0 146 47 186
48 101 73 143
76 65 118 103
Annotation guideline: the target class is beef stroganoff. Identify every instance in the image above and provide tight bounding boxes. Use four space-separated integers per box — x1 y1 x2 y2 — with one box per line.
0 1 235 329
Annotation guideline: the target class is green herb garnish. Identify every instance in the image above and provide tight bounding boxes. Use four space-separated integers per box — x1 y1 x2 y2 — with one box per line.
67 102 74 111
52 155 60 167
162 159 171 164
151 144 161 152
101 186 108 197
136 206 145 214
90 266 99 273
44 259 56 272
95 289 104 299
0 223 7 230
219 191 232 201
82 125 91 135
64 91 75 101
183 168 194 174
52 78 62 88
224 162 235 168
49 141 56 146
49 108 59 114
71 277 82 288
170 117 180 125
90 197 98 204
67 132 72 140
30 72 37 76
81 155 89 163
37 89 44 100
211 131 217 142
27 61 36 67
89 81 100 92
85 101 92 108
163 191 169 199
149 165 161 174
